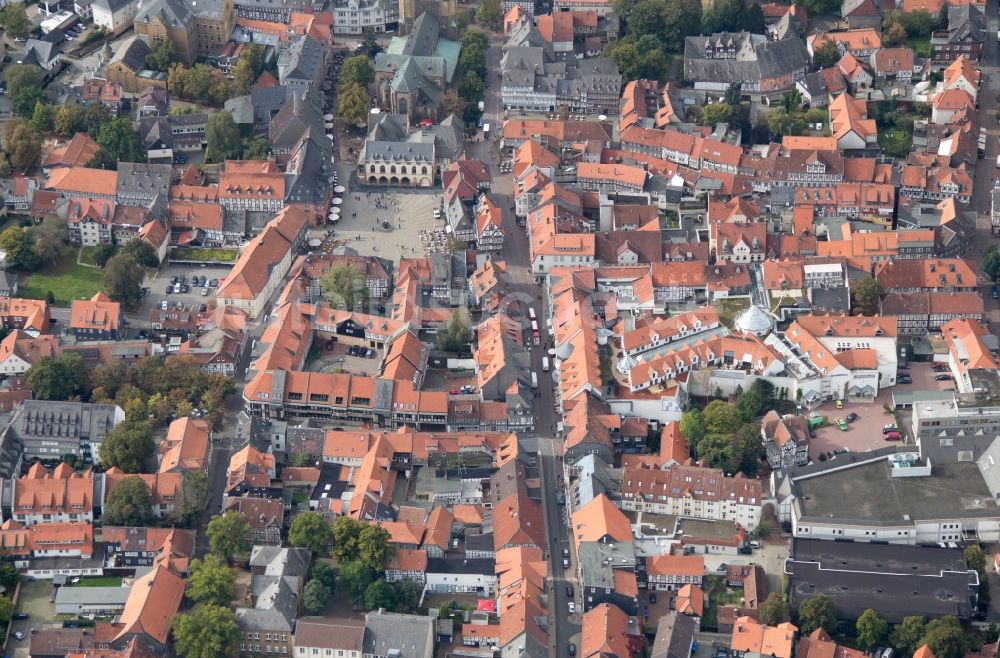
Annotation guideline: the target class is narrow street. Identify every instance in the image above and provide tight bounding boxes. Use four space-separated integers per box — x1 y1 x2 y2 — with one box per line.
472 37 577 656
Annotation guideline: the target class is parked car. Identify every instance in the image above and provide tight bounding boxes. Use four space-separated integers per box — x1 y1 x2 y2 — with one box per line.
566 585 573 597
201 287 209 296
836 399 843 409
935 374 952 381
932 363 948 371
898 375 912 384
13 613 28 620
883 424 898 433
568 643 576 656
884 431 902 441
897 363 910 370
648 592 657 604
836 418 848 431
12 632 24 641
160 301 169 310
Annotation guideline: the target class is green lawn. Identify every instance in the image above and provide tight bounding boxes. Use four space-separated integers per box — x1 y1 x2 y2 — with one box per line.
68 576 123 587
906 34 931 58
171 247 238 263
78 246 100 266
22 248 105 305
715 298 751 330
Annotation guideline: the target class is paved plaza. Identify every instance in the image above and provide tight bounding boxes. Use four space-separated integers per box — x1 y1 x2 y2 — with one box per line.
317 164 446 262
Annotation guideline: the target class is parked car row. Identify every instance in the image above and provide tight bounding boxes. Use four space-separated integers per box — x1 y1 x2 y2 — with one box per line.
347 345 374 358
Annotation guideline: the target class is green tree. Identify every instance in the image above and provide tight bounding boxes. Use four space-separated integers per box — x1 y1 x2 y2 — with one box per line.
337 83 371 126
320 264 368 310
0 596 12 624
29 217 66 266
187 555 236 606
734 422 763 476
700 103 733 127
436 307 472 352
288 511 334 554
363 579 397 611
391 579 422 613
4 65 42 100
458 43 486 79
360 29 382 57
103 476 154 526
99 419 154 473
54 105 77 137
339 560 375 604
340 55 375 89
206 511 252 561
856 609 888 651
458 72 485 106
11 85 43 118
921 617 972 658
766 109 807 136
31 101 55 134
205 112 242 163
82 103 113 137
475 0 501 24
145 39 177 72
607 41 640 80
303 579 333 614
332 516 363 563
232 58 256 94
92 118 145 169
797 595 837 634
0 3 31 39
891 617 927 654
104 254 144 308
983 245 1000 281
172 470 211 525
26 354 90 401
0 561 20 589
310 562 337 589
90 243 117 268
357 524 394 570
172 603 241 658
0 225 39 270
243 137 270 160
703 400 742 435
680 408 706 452
965 544 987 574
812 41 840 69
119 238 159 268
2 118 41 170
759 592 790 626
852 276 882 315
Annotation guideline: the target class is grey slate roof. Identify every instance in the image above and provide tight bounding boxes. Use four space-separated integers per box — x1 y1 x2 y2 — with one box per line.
22 39 57 67
651 612 697 658
684 31 809 84
948 4 986 43
279 34 324 86
401 12 440 57
362 610 434 658
92 0 137 13
115 163 172 199
108 36 150 72
248 546 312 577
135 0 226 24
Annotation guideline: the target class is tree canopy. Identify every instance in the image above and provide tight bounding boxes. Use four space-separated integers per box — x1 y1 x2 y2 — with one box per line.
852 276 882 315
187 555 237 606
436 308 472 352
759 593 790 626
337 83 371 126
172 603 241 658
206 511 251 561
288 512 334 554
303 579 334 614
856 609 888 651
104 254 144 308
99 419 154 473
797 595 837 634
339 56 374 90
0 3 32 39
103 476 154 526
205 112 242 163
319 264 368 310
3 118 41 170
92 118 146 169
26 354 91 401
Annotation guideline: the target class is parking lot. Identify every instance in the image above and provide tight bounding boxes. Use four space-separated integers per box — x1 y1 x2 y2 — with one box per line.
883 361 956 395
807 399 901 459
137 263 234 325
7 579 58 657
